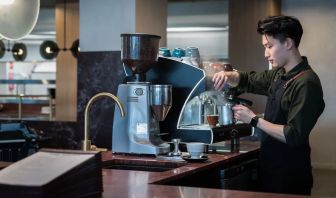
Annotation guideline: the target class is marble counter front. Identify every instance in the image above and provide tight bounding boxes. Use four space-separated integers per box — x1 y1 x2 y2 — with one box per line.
99 141 326 198
0 141 327 198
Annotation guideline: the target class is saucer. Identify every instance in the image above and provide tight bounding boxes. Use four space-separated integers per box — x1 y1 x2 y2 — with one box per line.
182 155 209 163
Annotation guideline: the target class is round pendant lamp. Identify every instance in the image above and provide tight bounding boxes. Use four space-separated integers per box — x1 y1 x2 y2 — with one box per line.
70 39 79 58
0 40 5 58
39 0 79 60
12 43 27 61
0 0 40 40
39 39 79 59
40 40 60 60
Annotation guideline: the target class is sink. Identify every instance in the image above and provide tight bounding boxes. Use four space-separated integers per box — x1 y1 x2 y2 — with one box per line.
103 160 185 172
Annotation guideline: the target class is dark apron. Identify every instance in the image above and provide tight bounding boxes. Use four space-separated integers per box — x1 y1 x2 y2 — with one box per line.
258 71 312 195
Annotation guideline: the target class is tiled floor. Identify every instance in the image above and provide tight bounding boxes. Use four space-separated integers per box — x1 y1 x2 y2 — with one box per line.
312 168 336 197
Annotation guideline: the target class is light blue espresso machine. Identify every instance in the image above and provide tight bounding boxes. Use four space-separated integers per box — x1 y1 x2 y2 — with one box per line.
112 34 252 156
112 34 172 155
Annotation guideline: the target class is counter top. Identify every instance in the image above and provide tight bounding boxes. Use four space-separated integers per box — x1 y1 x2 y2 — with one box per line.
0 141 328 197
100 141 326 198
101 141 259 184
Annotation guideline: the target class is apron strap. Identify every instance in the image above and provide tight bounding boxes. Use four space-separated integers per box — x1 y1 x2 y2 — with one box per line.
283 69 311 89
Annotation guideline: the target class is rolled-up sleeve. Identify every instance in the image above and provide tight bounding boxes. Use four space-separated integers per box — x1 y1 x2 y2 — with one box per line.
283 79 325 148
238 70 277 96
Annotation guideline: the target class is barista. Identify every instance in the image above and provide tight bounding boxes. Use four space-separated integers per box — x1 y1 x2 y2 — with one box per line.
212 15 325 195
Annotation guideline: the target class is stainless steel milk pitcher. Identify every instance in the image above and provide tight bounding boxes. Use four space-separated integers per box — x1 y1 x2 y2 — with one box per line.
217 103 234 125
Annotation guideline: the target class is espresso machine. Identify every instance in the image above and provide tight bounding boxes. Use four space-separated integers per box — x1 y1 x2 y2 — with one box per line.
112 34 253 155
112 34 172 155
176 63 253 146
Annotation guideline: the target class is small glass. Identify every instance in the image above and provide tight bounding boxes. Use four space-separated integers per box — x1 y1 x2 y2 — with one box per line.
159 47 171 57
207 114 219 128
172 47 186 58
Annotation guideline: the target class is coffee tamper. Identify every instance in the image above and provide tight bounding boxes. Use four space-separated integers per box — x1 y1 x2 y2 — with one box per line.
172 138 182 156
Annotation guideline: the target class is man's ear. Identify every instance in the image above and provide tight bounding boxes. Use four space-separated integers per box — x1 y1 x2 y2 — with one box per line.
285 38 295 50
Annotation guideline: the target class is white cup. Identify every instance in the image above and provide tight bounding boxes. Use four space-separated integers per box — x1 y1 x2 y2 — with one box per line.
186 142 205 158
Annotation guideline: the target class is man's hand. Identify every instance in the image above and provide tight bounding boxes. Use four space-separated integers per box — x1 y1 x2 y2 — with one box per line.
212 71 240 91
233 104 286 143
232 104 256 124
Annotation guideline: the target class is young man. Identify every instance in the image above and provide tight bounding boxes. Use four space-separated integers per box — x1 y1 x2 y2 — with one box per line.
212 15 325 195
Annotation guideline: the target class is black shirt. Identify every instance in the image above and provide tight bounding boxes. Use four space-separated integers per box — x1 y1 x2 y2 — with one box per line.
237 57 325 147
237 57 325 195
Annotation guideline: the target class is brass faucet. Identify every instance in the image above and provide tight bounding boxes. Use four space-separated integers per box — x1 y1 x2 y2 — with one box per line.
82 92 125 151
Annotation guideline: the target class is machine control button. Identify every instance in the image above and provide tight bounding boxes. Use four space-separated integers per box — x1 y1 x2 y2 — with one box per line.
134 88 144 96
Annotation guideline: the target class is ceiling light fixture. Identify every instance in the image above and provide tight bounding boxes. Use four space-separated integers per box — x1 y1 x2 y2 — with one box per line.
70 39 79 58
40 40 59 60
12 42 27 61
0 39 28 61
0 40 5 58
0 0 39 40
39 0 79 60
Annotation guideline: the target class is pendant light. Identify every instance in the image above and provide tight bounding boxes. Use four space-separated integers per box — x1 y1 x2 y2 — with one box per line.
0 40 5 58
0 0 40 40
40 40 59 60
0 40 28 61
39 39 79 60
39 0 79 60
12 42 27 61
70 39 79 58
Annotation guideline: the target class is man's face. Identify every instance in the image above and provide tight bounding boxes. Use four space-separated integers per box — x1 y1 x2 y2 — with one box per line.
262 34 289 69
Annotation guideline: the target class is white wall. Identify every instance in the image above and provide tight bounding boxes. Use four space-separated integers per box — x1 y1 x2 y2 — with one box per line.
167 30 228 60
167 0 228 60
282 0 336 169
80 0 167 51
80 0 136 51
168 0 228 27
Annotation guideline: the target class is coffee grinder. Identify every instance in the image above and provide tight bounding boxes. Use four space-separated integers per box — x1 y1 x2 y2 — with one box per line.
112 34 172 155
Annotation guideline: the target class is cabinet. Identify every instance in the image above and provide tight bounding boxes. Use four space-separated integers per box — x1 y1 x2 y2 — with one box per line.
163 151 258 191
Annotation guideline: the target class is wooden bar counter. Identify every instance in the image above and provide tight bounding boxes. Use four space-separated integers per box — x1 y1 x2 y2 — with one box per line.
100 141 326 198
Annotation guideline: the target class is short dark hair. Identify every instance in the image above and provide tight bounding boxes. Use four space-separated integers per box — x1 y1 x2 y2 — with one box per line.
257 15 303 48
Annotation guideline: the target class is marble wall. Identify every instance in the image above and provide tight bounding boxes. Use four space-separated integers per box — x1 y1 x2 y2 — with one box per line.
76 51 124 148
25 51 124 150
